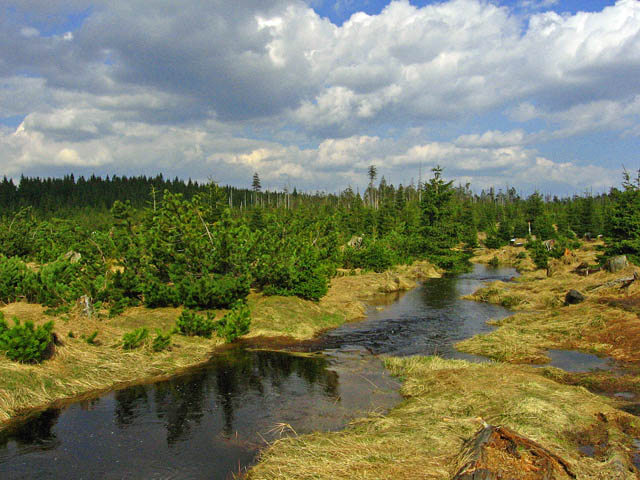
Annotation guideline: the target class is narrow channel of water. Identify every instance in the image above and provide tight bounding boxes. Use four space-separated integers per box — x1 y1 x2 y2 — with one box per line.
321 264 517 358
0 264 516 479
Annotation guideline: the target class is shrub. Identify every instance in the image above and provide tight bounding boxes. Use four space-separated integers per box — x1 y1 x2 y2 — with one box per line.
86 331 98 345
122 327 149 350
108 298 131 318
343 240 395 273
21 259 85 307
142 279 179 308
0 313 54 363
214 302 251 343
177 274 250 309
152 330 172 352
527 240 549 270
175 310 216 338
488 256 499 267
0 256 28 303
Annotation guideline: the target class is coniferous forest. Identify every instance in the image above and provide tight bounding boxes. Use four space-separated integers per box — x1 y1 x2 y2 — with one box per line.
0 167 638 318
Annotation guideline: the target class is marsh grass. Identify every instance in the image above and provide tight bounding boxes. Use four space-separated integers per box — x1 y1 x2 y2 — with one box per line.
249 357 640 479
460 242 640 365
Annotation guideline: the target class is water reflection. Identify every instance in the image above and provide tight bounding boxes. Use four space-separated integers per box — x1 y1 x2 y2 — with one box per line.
0 409 61 452
0 349 394 479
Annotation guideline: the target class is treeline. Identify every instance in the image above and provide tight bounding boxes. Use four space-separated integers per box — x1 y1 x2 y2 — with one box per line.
0 174 304 215
0 167 637 316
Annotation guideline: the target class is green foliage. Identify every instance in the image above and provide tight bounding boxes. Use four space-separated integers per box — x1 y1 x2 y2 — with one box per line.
484 231 507 249
527 240 550 270
152 330 172 352
0 255 28 303
86 331 98 345
175 310 216 338
178 274 250 309
0 171 628 311
214 302 251 343
122 327 149 350
342 239 396 273
603 170 640 265
418 166 470 271
21 258 85 307
0 313 54 363
488 256 499 267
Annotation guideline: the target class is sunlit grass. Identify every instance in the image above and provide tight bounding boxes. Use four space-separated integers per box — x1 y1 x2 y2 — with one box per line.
249 356 640 479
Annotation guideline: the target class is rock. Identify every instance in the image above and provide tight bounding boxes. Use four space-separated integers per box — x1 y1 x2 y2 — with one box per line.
346 235 363 249
63 250 82 263
605 255 629 273
41 339 56 361
564 289 585 305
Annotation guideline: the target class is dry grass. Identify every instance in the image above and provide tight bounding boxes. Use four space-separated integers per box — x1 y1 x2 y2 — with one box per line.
249 357 640 479
472 244 537 272
459 241 640 365
0 304 224 423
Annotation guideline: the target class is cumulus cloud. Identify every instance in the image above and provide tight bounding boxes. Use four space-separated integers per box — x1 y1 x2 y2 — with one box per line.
1 0 638 193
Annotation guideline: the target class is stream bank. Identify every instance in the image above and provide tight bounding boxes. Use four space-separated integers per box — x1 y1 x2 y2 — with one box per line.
0 260 440 424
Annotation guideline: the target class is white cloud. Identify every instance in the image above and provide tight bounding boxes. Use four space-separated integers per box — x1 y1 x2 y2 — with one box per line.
20 27 40 38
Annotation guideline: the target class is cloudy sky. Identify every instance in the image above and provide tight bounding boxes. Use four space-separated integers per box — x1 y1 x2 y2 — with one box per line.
1 0 639 194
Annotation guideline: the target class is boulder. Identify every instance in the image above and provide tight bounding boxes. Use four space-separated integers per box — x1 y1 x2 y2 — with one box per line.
605 255 628 273
63 250 82 264
41 332 62 361
564 289 585 306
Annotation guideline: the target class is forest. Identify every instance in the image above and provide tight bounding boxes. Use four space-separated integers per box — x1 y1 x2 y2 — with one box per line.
0 167 638 362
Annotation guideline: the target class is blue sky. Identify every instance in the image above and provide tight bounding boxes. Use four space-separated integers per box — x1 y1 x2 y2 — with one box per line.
0 0 638 194
311 0 617 25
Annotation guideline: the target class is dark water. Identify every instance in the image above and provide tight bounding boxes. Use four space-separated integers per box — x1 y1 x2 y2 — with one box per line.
545 349 613 373
0 264 516 479
322 264 517 359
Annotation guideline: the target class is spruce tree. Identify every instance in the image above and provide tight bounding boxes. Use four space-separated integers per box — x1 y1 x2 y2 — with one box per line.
604 169 640 264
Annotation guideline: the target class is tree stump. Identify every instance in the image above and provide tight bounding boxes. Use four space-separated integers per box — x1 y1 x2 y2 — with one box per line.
453 425 576 480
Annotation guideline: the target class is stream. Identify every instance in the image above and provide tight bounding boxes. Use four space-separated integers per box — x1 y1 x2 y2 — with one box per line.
2 264 608 479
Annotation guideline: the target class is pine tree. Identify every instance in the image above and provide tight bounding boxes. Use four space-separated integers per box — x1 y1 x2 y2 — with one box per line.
251 172 262 192
419 166 467 269
604 169 640 264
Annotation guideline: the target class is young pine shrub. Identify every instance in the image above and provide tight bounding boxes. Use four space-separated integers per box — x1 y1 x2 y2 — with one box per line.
0 255 28 303
0 312 54 363
86 330 99 345
152 330 172 352
214 302 251 343
174 310 216 338
122 327 149 350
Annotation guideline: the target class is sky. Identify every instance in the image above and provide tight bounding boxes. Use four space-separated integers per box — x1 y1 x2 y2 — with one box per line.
1 0 639 195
